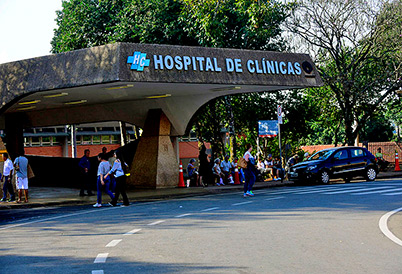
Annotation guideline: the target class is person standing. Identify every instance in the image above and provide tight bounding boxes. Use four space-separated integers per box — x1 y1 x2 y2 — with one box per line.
78 149 94 196
1 153 15 202
13 152 29 203
198 143 209 187
105 150 129 207
93 153 114 208
243 144 257 197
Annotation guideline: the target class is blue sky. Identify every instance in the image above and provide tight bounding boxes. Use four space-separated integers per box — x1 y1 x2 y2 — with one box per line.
0 0 62 64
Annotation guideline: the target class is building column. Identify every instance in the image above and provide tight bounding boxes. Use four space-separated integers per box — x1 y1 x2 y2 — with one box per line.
127 109 179 189
4 114 25 160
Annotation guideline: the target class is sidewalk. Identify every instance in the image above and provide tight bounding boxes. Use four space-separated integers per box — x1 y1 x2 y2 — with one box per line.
1 170 402 210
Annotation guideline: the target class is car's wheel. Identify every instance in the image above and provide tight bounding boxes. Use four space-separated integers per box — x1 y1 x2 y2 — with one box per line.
319 170 330 184
365 167 377 181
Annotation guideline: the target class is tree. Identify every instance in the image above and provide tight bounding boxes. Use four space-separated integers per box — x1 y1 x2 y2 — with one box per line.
286 0 402 145
180 0 294 51
51 0 127 52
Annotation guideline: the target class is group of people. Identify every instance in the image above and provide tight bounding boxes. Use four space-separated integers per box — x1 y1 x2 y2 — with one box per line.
1 152 30 203
257 154 284 181
78 147 130 208
187 143 276 197
187 151 238 187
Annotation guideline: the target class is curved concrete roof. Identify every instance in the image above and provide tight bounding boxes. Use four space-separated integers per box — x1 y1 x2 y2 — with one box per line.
0 42 323 135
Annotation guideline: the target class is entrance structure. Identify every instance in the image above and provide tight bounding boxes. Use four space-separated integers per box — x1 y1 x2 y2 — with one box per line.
0 43 323 188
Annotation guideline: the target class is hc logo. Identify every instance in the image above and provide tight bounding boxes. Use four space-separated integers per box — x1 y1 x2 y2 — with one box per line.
127 52 150 71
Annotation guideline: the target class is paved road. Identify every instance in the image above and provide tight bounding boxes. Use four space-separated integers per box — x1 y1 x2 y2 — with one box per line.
1 178 402 273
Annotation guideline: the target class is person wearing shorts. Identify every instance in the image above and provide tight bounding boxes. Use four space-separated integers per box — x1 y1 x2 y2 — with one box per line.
14 153 29 203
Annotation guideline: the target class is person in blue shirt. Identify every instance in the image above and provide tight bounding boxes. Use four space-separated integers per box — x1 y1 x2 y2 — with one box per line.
78 149 94 196
187 159 199 187
243 144 257 197
105 150 129 206
93 153 114 208
13 152 29 203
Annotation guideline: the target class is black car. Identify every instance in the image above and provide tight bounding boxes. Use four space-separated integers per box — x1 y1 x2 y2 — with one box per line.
288 147 378 184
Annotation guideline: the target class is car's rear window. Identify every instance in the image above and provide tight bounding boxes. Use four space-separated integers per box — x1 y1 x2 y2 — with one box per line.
350 148 365 158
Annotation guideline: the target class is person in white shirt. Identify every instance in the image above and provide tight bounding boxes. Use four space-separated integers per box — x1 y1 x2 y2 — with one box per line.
1 153 15 202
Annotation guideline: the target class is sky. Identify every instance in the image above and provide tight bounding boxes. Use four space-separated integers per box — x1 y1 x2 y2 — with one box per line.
0 0 62 64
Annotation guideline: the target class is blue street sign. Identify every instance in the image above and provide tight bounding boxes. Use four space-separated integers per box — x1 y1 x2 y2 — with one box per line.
258 120 278 137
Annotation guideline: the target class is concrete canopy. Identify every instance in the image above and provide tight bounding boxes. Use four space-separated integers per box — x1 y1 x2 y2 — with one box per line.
0 42 323 188
0 42 323 135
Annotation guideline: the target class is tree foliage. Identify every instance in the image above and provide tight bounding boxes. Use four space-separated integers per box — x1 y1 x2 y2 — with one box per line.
286 0 402 145
52 0 294 53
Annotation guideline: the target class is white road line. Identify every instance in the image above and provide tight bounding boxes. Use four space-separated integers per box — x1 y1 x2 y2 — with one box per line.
232 201 253 206
379 207 402 247
124 228 142 235
175 213 193 218
94 253 109 263
92 270 104 274
351 187 402 195
201 207 220 212
106 239 122 247
383 192 402 196
293 187 348 195
322 186 390 195
264 188 318 195
147 220 166 226
265 197 285 201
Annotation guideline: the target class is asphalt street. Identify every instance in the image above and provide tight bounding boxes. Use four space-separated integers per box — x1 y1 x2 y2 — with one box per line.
1 177 402 273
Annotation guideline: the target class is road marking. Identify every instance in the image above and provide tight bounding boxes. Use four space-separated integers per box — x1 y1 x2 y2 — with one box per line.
383 192 402 196
92 270 104 274
322 186 390 195
94 253 109 263
124 228 142 235
293 187 348 195
264 188 317 195
379 207 402 247
351 187 402 195
106 239 122 247
147 220 166 226
232 201 253 206
201 207 220 212
175 213 193 218
265 197 285 201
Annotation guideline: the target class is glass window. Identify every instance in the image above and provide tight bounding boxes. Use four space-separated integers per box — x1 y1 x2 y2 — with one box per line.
310 149 335 161
82 135 91 145
101 135 111 144
92 135 101 144
42 137 51 145
333 150 348 160
31 137 40 146
111 135 120 144
350 148 364 158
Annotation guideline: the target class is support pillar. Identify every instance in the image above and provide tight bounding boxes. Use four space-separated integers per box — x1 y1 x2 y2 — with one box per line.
127 109 179 188
4 114 25 160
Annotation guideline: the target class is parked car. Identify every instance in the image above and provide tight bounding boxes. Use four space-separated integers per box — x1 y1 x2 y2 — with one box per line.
288 146 378 184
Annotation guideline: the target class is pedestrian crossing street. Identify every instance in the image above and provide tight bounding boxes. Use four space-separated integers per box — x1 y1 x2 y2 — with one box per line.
257 180 402 197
